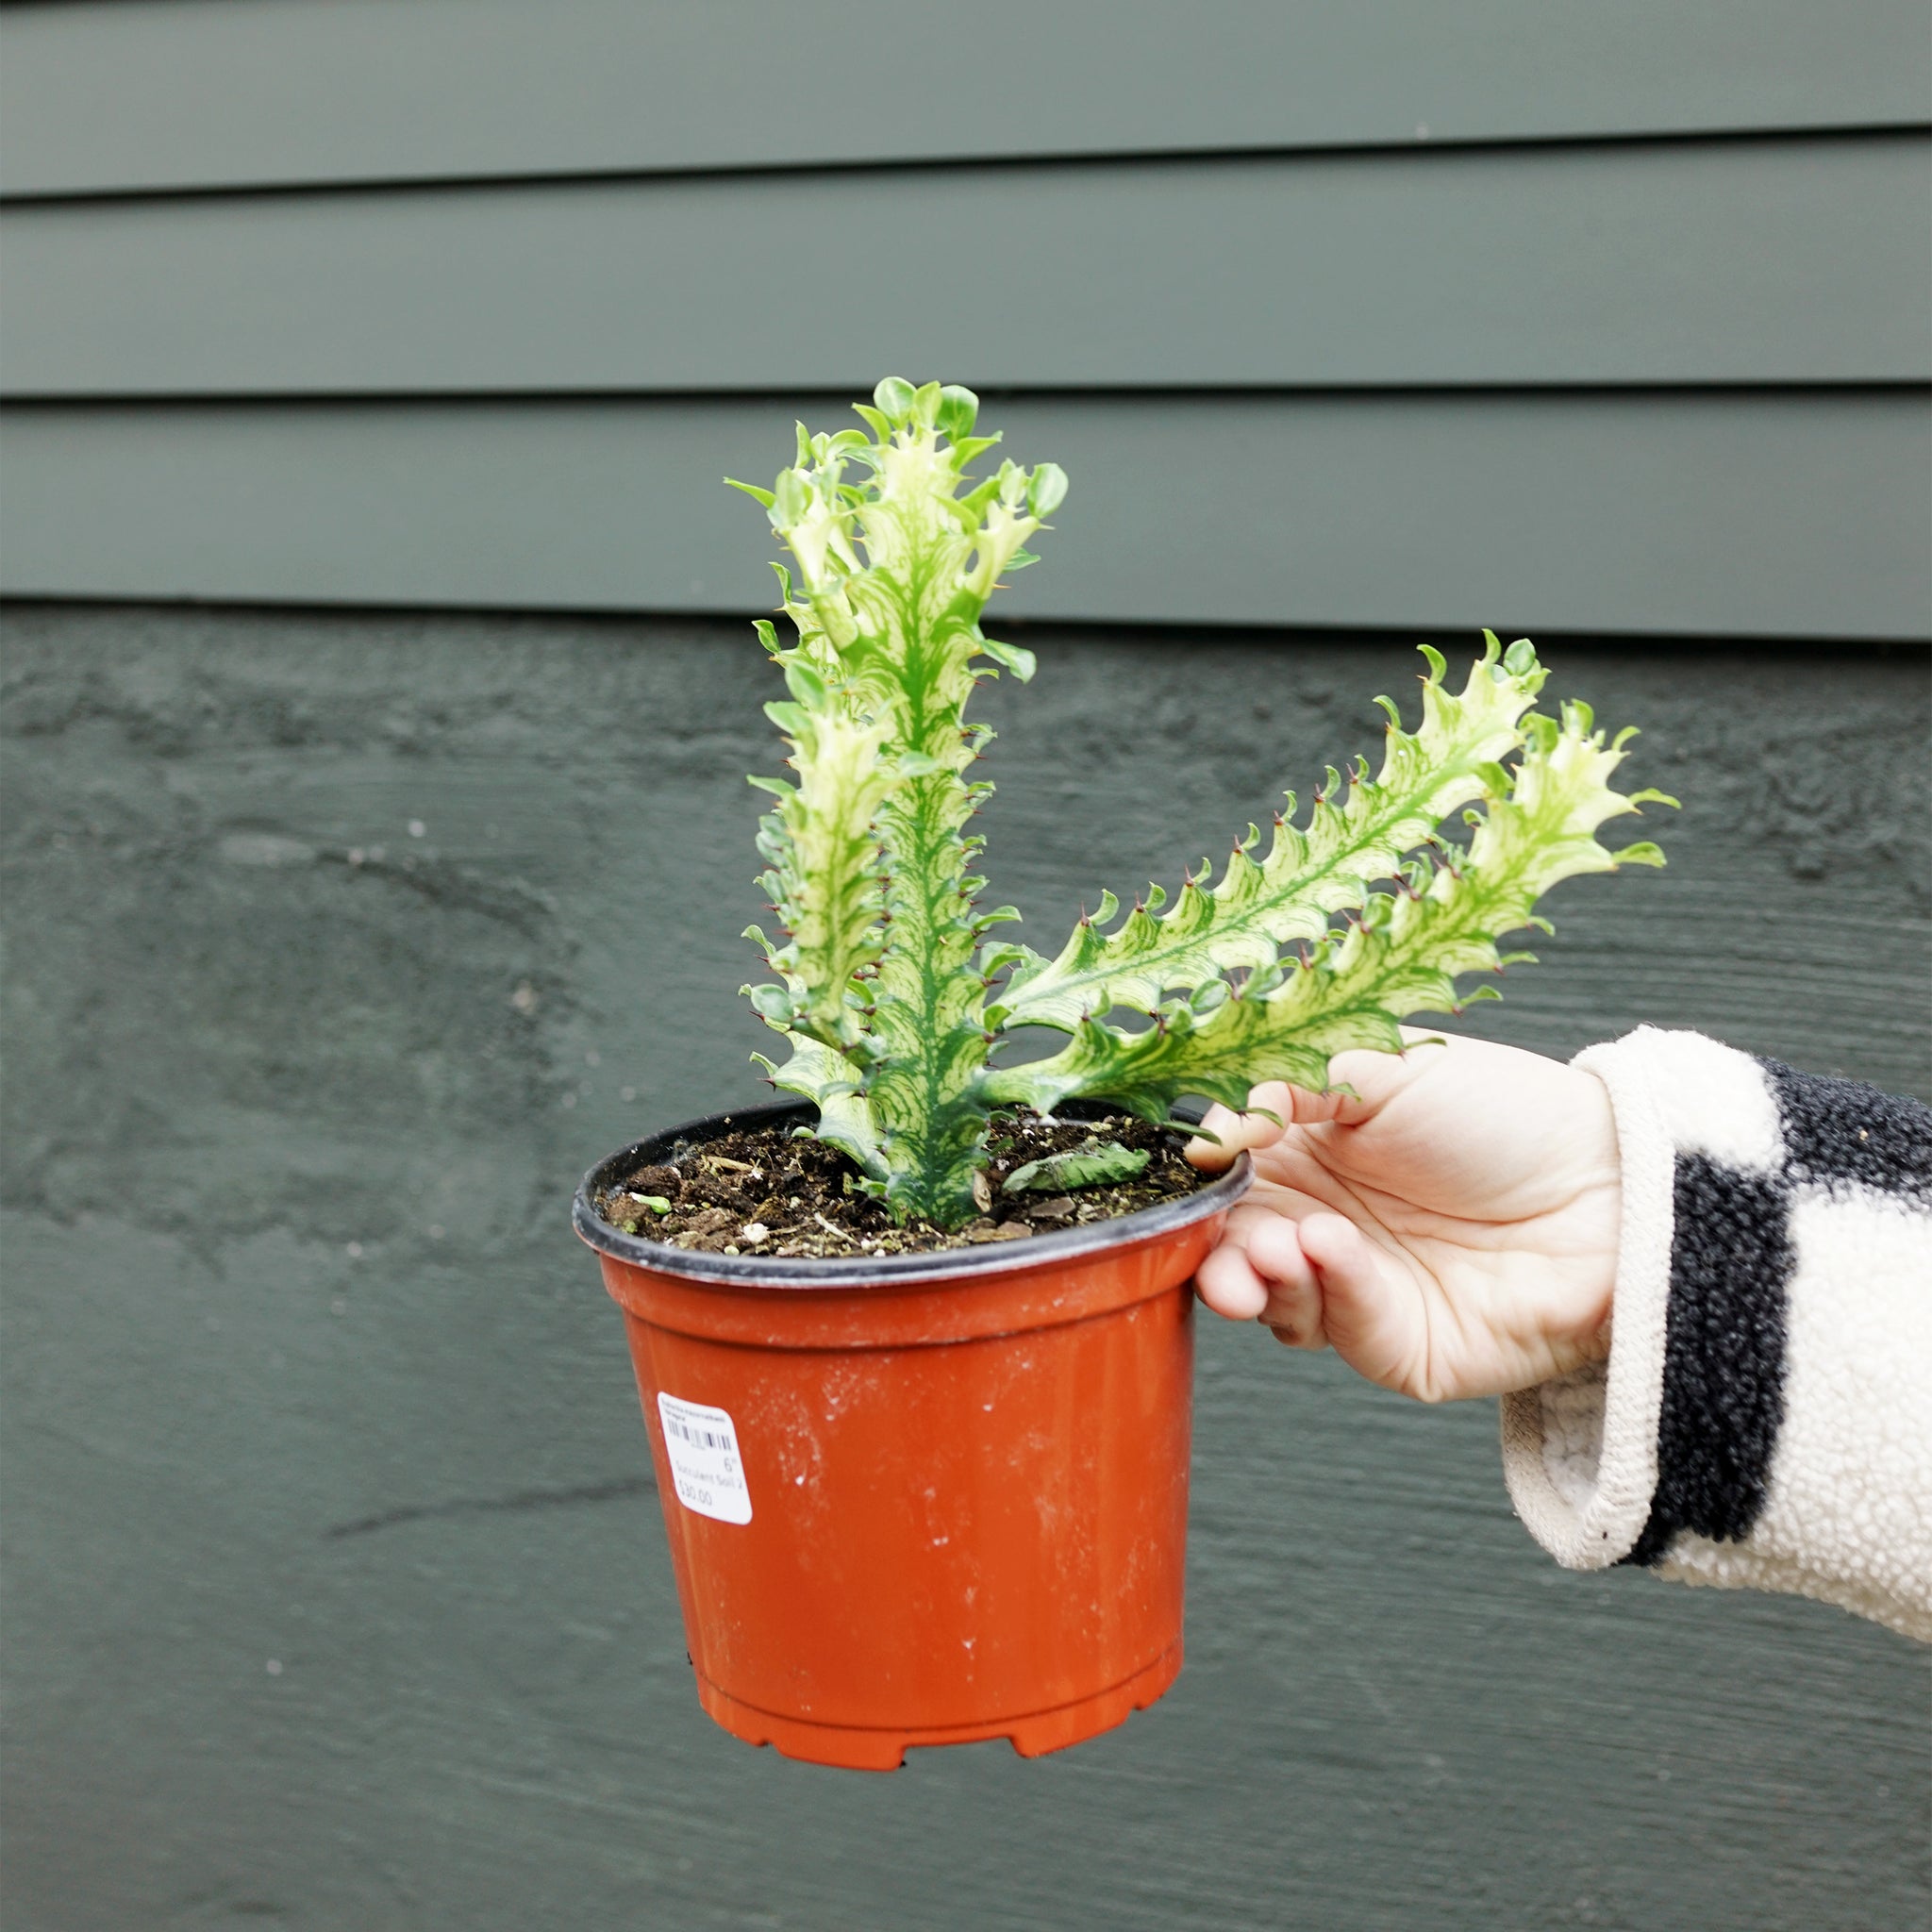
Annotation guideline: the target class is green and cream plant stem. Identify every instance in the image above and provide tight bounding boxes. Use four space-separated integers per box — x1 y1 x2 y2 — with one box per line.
735 380 1670 1227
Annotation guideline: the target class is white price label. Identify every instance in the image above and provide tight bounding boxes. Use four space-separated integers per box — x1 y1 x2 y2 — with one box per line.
656 1393 753 1524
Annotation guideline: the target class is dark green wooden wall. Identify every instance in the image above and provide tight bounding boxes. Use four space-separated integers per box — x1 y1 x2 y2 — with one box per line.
1 7 1928 1929
3 608 1927 1932
2 1 1928 638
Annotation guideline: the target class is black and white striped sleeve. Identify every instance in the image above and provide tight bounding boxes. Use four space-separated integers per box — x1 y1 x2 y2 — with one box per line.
1500 1027 1932 1641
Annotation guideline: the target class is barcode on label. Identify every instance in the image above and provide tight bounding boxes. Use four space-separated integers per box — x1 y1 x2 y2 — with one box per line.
655 1392 753 1525
663 1415 732 1453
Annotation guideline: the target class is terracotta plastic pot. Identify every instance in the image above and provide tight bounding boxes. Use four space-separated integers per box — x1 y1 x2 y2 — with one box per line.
574 1098 1251 1771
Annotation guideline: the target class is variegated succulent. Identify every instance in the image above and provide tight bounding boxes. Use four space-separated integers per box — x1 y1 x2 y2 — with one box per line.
733 379 1670 1226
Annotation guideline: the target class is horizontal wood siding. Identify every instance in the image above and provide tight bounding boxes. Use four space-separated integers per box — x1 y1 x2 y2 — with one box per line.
7 393 1924 639
4 605 1925 1929
6 137 1925 395
3 0 1927 198
0 1 1924 637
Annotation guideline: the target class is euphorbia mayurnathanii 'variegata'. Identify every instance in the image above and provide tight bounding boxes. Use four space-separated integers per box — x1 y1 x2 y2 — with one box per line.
732 379 1671 1225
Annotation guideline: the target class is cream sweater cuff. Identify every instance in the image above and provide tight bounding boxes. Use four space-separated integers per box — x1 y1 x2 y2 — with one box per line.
1499 1027 1932 1641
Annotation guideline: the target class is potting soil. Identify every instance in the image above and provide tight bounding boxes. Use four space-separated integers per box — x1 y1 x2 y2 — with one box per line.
592 1111 1214 1258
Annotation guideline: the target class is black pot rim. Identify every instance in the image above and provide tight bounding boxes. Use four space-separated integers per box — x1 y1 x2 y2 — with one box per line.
573 1097 1253 1289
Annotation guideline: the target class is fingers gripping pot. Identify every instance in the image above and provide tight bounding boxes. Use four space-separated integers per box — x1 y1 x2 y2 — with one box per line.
575 1100 1251 1771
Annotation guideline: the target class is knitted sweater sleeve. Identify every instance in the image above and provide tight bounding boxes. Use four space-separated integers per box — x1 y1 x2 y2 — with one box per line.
1499 1027 1932 1641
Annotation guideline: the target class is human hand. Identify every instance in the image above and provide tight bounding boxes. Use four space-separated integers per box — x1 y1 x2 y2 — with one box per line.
1187 1032 1621 1402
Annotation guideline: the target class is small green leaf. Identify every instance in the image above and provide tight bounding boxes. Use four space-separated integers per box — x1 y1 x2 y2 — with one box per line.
976 638 1038 682
773 467 810 525
724 476 776 508
937 385 980 441
631 1195 672 1215
892 750 951 779
742 982 794 1025
782 659 830 707
1027 463 1069 517
1001 1141 1151 1193
1612 840 1668 867
874 376 917 420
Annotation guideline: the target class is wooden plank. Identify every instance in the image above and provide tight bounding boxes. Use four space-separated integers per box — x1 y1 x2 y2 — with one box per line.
3 610 1924 1931
4 393 1924 639
5 136 1926 397
3 0 1927 199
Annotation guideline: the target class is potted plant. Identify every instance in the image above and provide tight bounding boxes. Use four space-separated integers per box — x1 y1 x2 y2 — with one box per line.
574 379 1667 1769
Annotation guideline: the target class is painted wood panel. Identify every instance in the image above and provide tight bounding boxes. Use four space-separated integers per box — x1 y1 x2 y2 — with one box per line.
3 605 1926 1929
3 0 1925 199
5 137 1925 396
6 392 1924 639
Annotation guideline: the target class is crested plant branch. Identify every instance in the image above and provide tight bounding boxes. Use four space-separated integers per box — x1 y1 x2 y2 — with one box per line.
979 705 1670 1120
995 636 1545 1032
735 378 1063 1224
